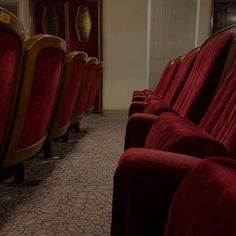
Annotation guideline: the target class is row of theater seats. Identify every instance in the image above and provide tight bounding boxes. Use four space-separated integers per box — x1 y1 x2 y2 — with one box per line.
0 8 102 184
111 24 236 235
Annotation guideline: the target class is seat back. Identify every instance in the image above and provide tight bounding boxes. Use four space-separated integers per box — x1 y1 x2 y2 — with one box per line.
153 61 171 94
49 51 88 140
87 61 103 112
0 8 24 158
155 58 181 98
198 55 236 157
173 25 236 124
2 35 66 167
71 57 98 124
165 158 236 236
164 48 199 106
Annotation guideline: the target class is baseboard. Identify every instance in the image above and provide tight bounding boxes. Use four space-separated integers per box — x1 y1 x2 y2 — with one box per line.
102 109 128 118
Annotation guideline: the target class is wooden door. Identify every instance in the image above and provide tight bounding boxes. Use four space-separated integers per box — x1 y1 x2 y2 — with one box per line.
30 0 102 112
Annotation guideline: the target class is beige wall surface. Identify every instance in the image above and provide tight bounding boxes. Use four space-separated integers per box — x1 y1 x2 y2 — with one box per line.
149 0 198 90
102 0 148 113
197 0 212 46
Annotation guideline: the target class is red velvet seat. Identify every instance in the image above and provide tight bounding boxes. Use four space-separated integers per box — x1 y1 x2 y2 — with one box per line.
51 51 88 138
132 60 172 99
130 48 199 116
87 61 103 113
44 51 87 158
130 25 236 124
71 57 98 130
0 8 24 180
111 149 236 236
133 58 181 103
1 34 66 183
126 54 236 158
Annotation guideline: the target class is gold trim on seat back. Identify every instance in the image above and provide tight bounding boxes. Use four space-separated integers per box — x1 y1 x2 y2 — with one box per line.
2 34 67 167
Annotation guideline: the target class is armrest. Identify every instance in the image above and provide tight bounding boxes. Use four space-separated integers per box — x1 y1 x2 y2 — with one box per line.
144 98 177 116
129 101 148 117
111 148 201 236
125 113 159 150
132 89 152 97
145 112 229 158
132 94 147 102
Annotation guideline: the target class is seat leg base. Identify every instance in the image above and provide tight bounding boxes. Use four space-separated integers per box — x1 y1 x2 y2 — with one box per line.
7 162 42 187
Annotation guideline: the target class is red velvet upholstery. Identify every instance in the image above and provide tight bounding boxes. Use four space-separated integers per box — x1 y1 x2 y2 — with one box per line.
111 152 236 236
132 61 171 98
145 112 229 158
87 62 103 112
0 29 22 145
164 49 199 106
142 56 236 158
18 49 64 148
132 58 179 102
199 60 236 157
73 58 97 120
165 157 236 236
129 49 198 117
173 32 233 124
132 32 233 124
57 57 86 129
125 113 159 150
111 148 201 236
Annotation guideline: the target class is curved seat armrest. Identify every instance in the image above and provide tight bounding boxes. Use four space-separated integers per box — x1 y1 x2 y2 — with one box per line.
125 113 159 150
128 101 148 117
132 89 152 97
132 94 147 102
111 148 201 236
144 98 177 116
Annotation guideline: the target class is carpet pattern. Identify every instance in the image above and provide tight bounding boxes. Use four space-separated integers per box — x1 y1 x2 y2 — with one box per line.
0 115 126 236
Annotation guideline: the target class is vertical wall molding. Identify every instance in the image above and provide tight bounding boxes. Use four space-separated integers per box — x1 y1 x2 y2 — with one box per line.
195 0 201 47
146 0 152 88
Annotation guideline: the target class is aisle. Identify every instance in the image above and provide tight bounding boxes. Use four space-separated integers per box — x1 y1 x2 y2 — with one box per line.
0 115 126 236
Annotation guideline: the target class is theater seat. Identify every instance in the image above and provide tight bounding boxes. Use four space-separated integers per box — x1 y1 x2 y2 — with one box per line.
71 57 98 131
0 8 24 180
165 157 236 236
111 150 236 236
132 58 180 102
132 60 171 99
111 149 201 236
48 51 87 140
129 48 199 116
44 51 88 158
87 61 103 113
126 55 236 158
130 24 236 124
1 34 66 183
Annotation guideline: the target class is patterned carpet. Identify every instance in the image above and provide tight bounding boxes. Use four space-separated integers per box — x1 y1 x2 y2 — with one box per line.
0 114 126 236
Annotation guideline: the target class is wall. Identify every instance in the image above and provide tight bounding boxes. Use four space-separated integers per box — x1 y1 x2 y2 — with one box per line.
197 0 212 45
102 0 148 116
149 0 198 90
0 0 30 38
148 0 212 90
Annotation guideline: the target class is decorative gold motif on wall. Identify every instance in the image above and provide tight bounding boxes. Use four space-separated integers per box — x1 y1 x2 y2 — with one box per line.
42 6 59 36
75 6 92 42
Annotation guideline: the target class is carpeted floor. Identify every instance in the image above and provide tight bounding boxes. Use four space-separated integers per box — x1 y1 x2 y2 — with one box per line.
0 114 126 236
